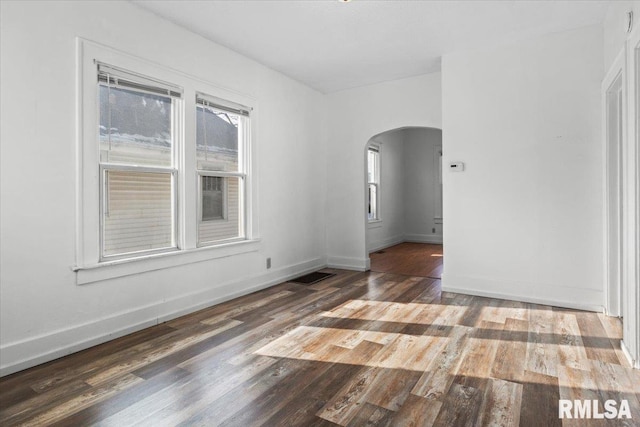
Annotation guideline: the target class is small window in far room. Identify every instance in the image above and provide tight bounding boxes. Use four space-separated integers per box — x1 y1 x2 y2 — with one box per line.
367 146 380 221
201 176 226 221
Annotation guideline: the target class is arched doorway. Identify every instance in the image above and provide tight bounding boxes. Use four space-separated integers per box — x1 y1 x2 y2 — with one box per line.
363 126 443 277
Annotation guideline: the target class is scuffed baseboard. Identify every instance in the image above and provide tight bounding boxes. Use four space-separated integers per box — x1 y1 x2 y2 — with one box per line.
442 274 604 312
367 235 405 253
327 256 369 271
620 340 638 369
0 257 326 377
403 233 443 244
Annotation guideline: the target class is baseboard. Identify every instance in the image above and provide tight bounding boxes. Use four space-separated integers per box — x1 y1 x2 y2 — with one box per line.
0 257 326 377
368 235 404 253
620 340 638 369
327 256 369 271
403 233 443 244
442 274 604 312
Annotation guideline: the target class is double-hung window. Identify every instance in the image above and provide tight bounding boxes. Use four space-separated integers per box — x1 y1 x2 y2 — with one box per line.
367 146 380 221
76 41 256 282
196 94 249 245
98 63 181 260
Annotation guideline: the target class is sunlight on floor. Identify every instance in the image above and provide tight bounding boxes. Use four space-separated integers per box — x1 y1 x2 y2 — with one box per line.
255 325 449 370
253 298 639 394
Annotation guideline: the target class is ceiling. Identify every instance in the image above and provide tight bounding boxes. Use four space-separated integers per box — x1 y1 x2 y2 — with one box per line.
133 0 610 93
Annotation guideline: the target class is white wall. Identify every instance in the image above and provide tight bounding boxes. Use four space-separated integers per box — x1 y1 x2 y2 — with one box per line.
366 131 405 252
0 1 326 375
404 128 443 243
1 2 621 377
325 73 442 270
442 25 604 311
602 1 640 368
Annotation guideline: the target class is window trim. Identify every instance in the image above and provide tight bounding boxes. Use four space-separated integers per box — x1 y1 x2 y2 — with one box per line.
434 145 443 222
195 96 249 247
97 72 182 260
75 39 260 284
367 144 381 222
97 62 183 98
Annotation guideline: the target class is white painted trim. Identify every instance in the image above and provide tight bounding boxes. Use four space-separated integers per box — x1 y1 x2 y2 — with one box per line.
0 257 325 377
76 38 260 271
627 23 640 369
366 143 382 222
433 144 443 220
367 235 444 252
76 239 261 285
368 234 405 253
327 256 369 271
621 339 637 368
441 285 603 313
442 275 604 312
602 47 627 318
404 233 443 245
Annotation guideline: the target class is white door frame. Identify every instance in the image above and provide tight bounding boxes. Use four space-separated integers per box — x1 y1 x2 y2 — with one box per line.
626 24 640 369
603 49 626 319
603 24 640 369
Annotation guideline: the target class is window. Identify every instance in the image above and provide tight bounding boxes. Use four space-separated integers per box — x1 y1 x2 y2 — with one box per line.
201 176 226 221
196 94 249 245
435 147 443 221
98 63 181 259
367 146 380 221
77 41 257 281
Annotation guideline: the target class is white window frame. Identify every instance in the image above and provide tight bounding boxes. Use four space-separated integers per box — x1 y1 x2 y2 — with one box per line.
434 145 443 224
367 144 381 222
74 39 260 285
195 94 250 246
97 63 182 261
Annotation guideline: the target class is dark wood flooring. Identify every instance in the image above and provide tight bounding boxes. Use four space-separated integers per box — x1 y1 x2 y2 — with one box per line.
370 243 443 278
0 269 638 426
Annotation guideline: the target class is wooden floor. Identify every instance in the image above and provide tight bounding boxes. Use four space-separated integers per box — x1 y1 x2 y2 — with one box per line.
1 270 638 426
370 243 443 278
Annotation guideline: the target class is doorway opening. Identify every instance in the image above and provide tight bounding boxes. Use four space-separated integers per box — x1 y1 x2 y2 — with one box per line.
364 127 442 278
370 242 443 278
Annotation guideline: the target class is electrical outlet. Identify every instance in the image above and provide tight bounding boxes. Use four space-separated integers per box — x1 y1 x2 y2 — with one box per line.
266 257 271 269
432 228 436 233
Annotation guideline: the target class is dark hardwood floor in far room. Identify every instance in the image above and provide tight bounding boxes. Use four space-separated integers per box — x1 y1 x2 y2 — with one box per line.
370 242 443 278
1 269 638 426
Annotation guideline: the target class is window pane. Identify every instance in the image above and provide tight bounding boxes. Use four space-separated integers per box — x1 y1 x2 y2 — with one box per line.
199 176 243 244
368 184 377 220
99 85 172 166
196 105 240 172
103 170 174 257
368 149 378 183
201 176 225 221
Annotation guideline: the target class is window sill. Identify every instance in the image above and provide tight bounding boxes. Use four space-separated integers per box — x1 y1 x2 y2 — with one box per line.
74 238 261 285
